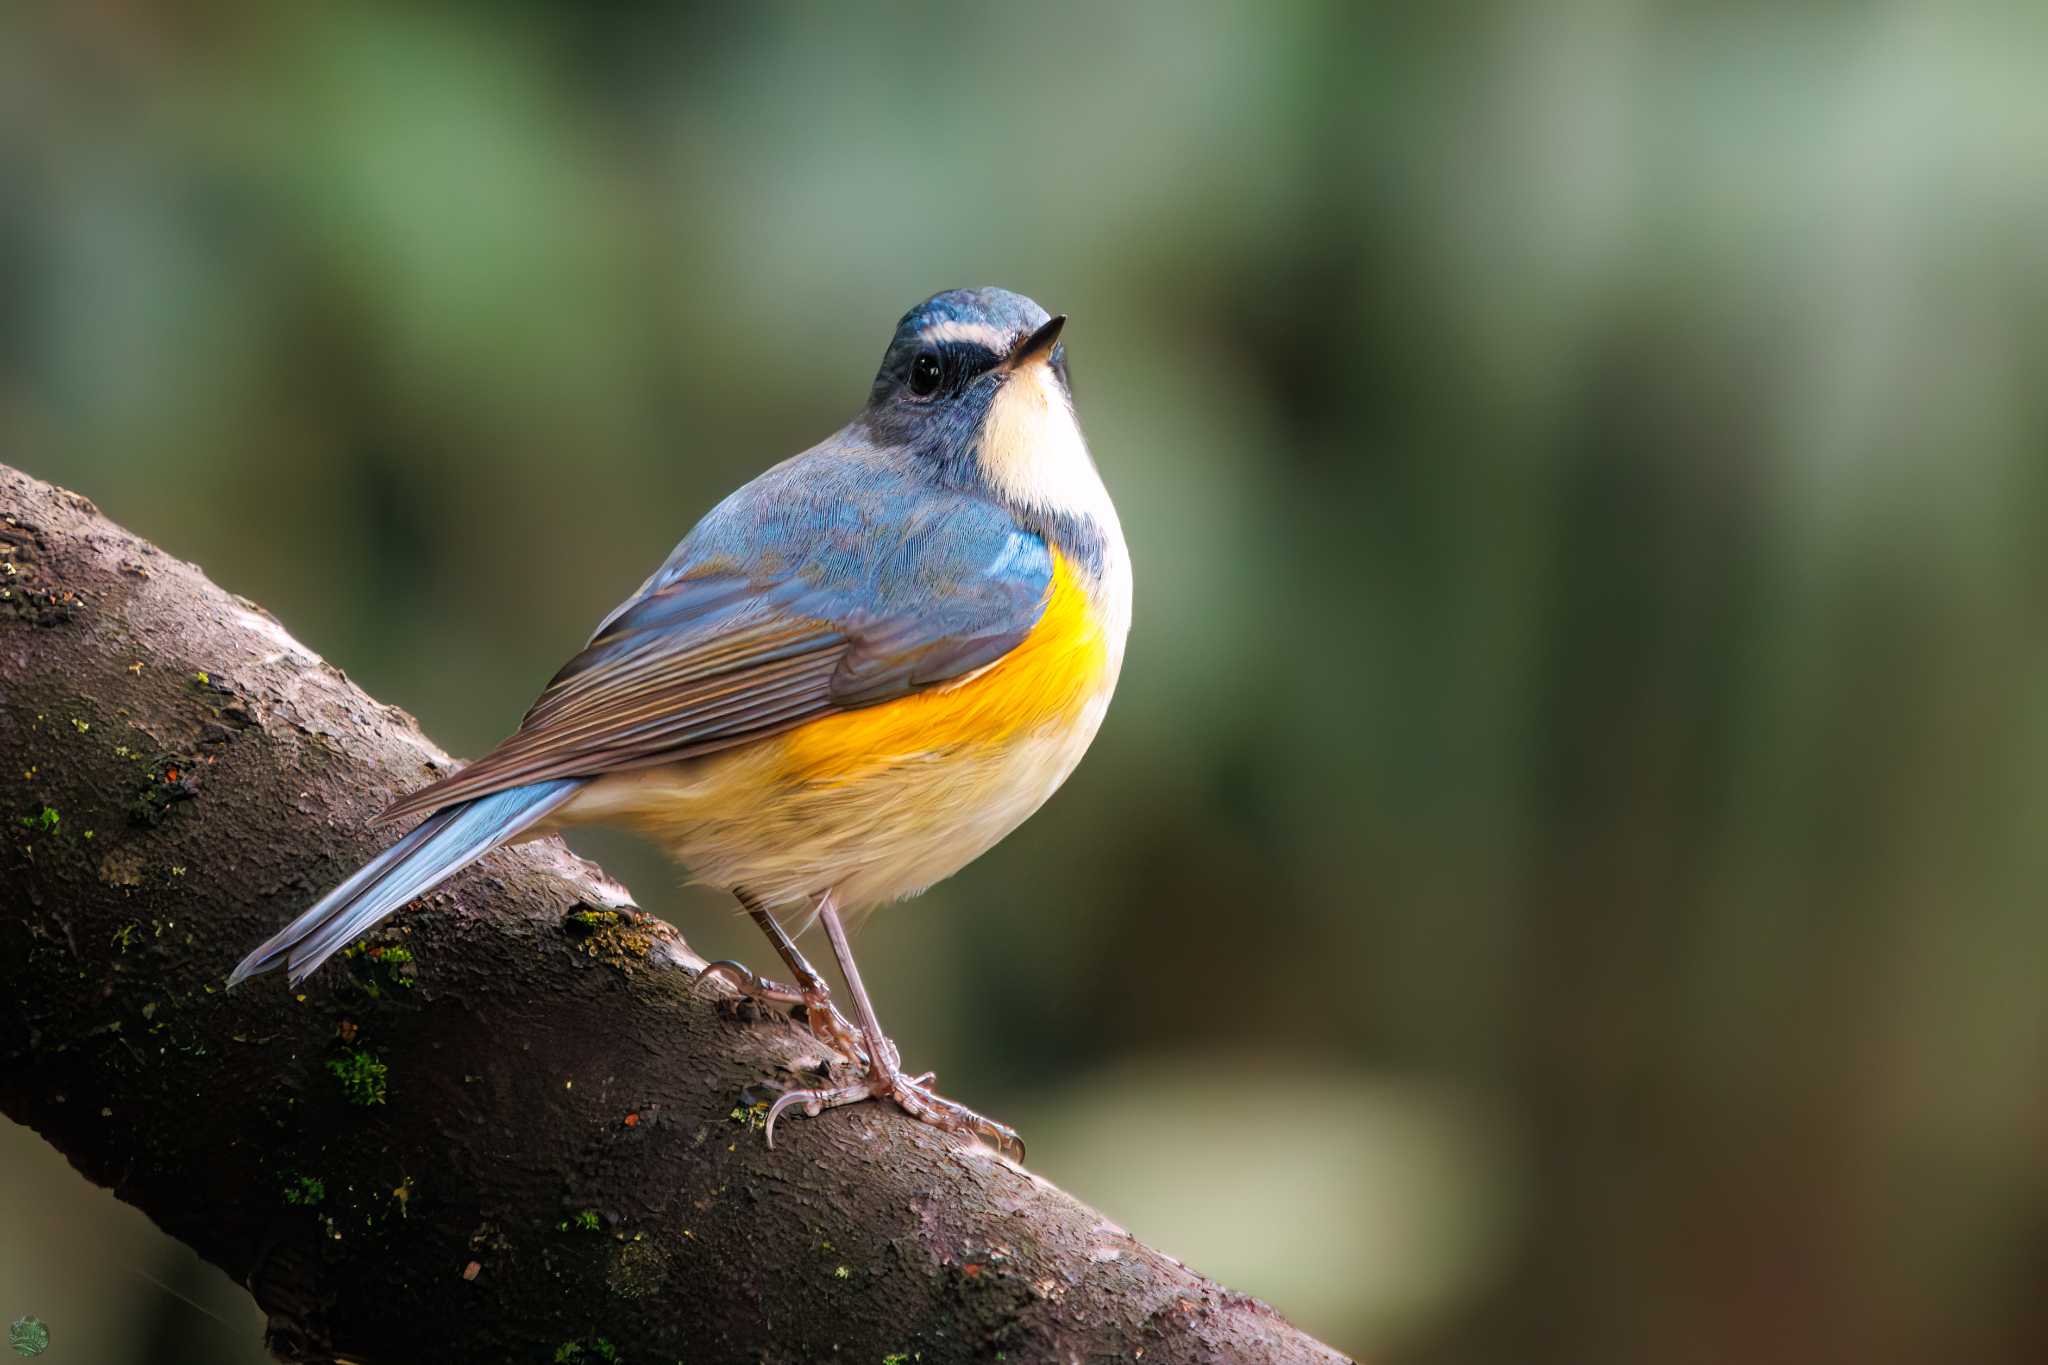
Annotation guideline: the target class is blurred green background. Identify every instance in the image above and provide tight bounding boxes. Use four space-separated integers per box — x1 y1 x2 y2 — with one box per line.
5 2 2047 1362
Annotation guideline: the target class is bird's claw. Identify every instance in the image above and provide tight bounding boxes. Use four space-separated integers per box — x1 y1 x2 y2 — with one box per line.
694 958 867 1062
695 959 800 1002
714 896 1026 1163
763 1063 1026 1163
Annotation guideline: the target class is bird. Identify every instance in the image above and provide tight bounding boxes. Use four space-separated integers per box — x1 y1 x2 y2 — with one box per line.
228 287 1132 1157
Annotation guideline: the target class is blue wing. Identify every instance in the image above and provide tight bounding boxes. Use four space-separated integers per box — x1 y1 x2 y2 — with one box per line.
378 441 1053 823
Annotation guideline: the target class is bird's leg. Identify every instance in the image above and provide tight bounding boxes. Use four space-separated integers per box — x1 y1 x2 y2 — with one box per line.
764 893 1025 1162
695 890 866 1062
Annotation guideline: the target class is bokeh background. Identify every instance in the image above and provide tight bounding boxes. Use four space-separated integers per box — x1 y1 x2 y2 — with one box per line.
5 3 2047 1362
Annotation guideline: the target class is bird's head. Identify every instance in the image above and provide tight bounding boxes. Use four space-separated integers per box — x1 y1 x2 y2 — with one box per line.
863 288 1104 521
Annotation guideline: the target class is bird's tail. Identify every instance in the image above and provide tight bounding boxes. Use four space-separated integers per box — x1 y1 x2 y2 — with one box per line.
227 778 583 988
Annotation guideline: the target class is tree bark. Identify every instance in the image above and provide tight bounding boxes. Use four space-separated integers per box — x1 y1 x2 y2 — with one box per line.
0 464 1351 1365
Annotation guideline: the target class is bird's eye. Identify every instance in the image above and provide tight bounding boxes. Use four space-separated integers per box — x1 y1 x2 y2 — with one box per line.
909 350 944 398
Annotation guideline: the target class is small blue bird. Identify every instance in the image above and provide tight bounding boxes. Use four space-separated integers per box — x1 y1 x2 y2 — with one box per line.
230 288 1131 1155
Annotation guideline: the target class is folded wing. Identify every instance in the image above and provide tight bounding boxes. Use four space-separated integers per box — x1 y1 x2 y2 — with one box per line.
378 492 1053 824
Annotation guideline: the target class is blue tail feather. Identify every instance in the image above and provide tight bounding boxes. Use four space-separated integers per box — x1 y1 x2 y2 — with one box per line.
227 779 583 988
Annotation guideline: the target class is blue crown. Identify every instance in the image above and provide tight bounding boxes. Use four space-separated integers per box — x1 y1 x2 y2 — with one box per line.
895 288 1051 343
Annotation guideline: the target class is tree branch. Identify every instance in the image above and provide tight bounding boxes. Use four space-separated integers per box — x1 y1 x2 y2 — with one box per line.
0 464 1350 1365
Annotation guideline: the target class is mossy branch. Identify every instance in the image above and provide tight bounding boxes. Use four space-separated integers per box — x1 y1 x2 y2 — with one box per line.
0 463 1350 1365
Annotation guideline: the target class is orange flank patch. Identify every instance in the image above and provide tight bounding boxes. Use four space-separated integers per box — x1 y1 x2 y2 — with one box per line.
777 550 1109 786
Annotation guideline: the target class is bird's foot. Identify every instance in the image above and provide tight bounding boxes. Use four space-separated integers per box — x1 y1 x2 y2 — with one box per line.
763 1037 1026 1162
695 959 867 1063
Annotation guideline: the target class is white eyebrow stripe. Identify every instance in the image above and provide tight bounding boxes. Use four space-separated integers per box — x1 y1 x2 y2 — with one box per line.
919 319 1012 351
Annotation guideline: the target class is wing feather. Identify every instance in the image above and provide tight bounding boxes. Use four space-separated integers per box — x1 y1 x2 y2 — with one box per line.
376 473 1055 826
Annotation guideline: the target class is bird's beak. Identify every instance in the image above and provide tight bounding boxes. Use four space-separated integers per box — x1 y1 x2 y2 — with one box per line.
1006 314 1066 370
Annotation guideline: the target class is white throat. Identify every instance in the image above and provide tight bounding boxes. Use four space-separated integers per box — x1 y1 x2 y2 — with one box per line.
980 363 1112 527
977 361 1133 667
